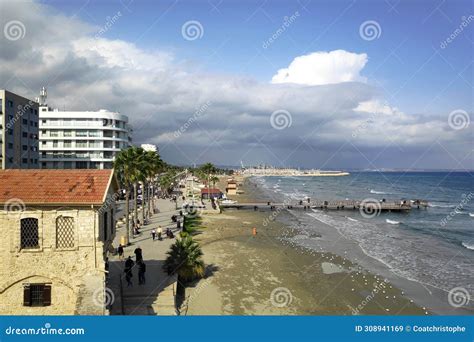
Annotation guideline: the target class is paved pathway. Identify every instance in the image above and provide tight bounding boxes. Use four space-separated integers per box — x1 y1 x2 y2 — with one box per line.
108 198 181 315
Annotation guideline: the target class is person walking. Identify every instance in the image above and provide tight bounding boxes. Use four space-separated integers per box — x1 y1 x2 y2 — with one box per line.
157 226 163 241
151 229 156 241
124 256 134 287
252 227 257 237
117 244 124 260
134 246 143 263
138 261 146 285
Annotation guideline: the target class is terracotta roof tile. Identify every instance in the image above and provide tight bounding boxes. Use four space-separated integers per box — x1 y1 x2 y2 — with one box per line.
0 169 114 205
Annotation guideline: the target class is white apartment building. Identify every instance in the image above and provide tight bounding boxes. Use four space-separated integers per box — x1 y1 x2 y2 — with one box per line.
38 88 132 169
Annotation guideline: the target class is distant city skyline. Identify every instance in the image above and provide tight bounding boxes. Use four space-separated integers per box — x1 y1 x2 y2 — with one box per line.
0 0 472 170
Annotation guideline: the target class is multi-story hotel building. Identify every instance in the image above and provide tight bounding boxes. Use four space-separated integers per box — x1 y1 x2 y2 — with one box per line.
38 88 132 169
0 90 40 169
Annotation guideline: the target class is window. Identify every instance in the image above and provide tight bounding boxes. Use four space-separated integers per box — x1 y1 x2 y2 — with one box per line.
22 132 28 138
7 143 13 149
64 141 71 148
76 140 87 148
53 140 58 148
50 131 58 137
22 119 28 125
23 284 51 307
103 212 108 241
76 161 88 169
22 158 28 164
22 145 27 151
56 216 75 248
63 130 72 137
110 209 114 236
8 100 13 108
20 218 39 249
76 130 88 137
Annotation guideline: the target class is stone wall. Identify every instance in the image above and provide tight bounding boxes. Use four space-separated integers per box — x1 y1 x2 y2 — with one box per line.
0 202 115 315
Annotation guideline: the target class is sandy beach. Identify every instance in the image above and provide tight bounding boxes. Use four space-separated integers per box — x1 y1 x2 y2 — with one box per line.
183 178 425 315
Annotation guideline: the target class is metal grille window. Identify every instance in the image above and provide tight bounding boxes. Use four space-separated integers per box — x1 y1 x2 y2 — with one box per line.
20 218 39 249
56 217 75 248
23 284 51 307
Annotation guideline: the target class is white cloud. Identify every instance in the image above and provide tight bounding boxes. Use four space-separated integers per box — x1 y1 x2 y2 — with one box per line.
271 50 368 86
353 100 402 116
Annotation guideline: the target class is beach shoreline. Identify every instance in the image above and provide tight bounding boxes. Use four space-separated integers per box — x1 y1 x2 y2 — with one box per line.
183 176 427 316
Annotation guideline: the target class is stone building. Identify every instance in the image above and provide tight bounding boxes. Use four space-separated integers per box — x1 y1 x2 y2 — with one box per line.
0 169 118 315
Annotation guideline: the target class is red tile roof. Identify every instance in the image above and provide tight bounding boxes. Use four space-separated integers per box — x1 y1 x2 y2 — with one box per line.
200 188 222 194
0 169 114 205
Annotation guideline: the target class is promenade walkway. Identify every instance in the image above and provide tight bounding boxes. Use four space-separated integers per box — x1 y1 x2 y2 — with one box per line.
108 198 181 315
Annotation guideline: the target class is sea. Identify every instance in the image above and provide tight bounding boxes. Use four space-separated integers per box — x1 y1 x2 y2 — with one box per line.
249 172 474 299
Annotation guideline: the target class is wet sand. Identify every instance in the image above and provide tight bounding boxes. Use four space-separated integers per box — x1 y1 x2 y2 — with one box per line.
183 178 425 315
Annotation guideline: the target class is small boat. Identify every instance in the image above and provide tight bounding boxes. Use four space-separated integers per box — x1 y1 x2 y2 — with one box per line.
221 199 237 205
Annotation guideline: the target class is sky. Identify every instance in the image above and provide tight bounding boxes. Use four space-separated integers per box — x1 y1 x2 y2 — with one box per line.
0 0 472 169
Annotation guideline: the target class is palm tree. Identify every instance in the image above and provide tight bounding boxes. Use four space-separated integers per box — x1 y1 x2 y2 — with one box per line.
159 170 177 196
200 162 217 199
141 150 164 221
163 237 205 295
114 147 142 242
210 175 219 189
